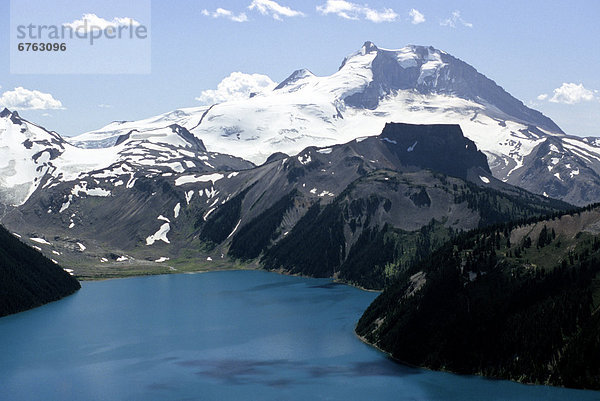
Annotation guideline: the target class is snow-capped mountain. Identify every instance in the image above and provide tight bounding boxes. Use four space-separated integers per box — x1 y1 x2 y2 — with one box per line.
0 108 72 208
3 123 567 282
69 108 211 149
0 108 252 210
69 42 600 206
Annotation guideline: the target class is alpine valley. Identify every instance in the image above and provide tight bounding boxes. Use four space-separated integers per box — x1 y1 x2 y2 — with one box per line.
0 111 569 284
0 42 594 276
0 41 594 281
2 41 600 389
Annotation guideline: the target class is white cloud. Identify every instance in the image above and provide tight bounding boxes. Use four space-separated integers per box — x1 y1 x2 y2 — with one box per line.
98 104 113 108
63 13 140 33
316 0 398 23
248 0 304 20
0 87 64 110
549 83 595 104
201 8 248 22
537 94 548 101
42 113 52 117
364 8 397 23
195 72 277 105
409 8 425 24
440 10 472 28
317 0 359 20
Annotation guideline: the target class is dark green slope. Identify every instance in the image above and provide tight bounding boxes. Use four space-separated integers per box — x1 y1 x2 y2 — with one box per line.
357 204 600 389
229 190 300 261
0 225 80 317
258 169 569 289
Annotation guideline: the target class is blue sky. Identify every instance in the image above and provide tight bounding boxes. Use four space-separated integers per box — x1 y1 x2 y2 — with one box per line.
1 0 598 137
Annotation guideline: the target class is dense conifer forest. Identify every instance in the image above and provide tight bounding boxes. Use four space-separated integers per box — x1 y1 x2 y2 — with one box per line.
0 225 80 317
255 172 569 289
357 204 600 389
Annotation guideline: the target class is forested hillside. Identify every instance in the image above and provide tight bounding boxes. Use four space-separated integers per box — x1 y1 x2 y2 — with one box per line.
0 225 80 317
357 204 600 389
258 169 569 289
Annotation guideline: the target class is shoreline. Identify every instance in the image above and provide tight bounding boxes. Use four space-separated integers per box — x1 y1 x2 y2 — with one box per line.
76 263 384 294
354 330 591 392
76 265 258 282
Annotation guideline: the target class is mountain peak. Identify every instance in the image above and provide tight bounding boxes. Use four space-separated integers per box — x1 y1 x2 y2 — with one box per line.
168 124 207 151
274 68 315 91
112 124 207 152
0 108 23 125
361 41 378 54
0 108 14 118
354 42 442 58
341 42 563 134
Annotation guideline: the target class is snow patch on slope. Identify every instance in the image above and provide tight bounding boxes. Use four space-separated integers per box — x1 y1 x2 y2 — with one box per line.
146 222 171 245
175 173 224 186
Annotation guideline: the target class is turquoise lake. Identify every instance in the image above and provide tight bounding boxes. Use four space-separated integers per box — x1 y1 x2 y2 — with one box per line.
1 270 599 400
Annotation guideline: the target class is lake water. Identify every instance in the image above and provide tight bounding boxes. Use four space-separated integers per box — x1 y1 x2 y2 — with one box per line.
1 270 599 401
